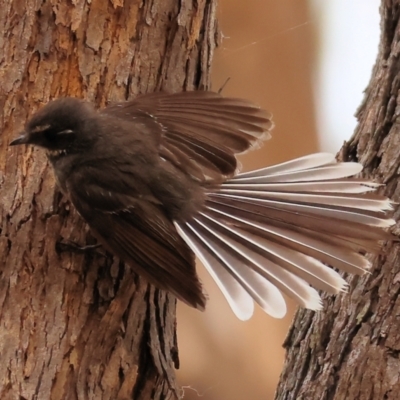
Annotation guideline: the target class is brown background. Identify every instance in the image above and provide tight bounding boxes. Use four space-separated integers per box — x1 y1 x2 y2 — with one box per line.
176 1 319 399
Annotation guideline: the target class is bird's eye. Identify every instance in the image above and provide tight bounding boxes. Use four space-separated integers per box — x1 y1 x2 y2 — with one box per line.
43 128 74 142
57 129 74 136
27 123 76 149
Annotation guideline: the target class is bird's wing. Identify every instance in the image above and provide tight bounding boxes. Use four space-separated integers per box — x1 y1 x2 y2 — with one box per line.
103 91 273 182
66 178 206 310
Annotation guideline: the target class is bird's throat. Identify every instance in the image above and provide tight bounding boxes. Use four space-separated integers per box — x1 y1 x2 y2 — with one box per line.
46 149 68 160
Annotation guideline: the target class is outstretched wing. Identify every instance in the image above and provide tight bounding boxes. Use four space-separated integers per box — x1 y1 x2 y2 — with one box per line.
103 91 273 182
66 175 206 310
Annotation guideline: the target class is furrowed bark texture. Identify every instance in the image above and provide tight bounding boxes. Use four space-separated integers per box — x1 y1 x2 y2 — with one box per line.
275 2 400 399
0 1 217 399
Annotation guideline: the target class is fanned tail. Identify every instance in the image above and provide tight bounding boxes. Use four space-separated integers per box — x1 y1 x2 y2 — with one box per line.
175 153 395 320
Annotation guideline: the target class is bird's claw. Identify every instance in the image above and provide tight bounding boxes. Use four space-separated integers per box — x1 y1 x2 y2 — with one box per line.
56 240 104 256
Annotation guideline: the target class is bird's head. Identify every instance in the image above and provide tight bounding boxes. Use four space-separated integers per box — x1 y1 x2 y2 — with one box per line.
10 98 97 156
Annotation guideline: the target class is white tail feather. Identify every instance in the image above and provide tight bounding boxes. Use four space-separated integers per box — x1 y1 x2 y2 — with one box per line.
221 181 382 194
187 221 287 318
195 214 324 309
216 189 393 212
210 193 393 227
206 206 371 273
176 153 394 319
175 222 255 320
237 153 336 178
234 163 363 183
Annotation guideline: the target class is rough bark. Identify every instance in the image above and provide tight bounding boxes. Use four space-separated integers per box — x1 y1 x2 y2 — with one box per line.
275 2 400 399
0 1 217 399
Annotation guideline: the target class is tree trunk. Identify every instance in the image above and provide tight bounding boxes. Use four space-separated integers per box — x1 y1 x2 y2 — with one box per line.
275 3 400 399
0 1 217 399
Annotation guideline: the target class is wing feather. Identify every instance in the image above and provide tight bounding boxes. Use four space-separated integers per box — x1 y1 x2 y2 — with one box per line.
67 179 206 310
104 91 273 181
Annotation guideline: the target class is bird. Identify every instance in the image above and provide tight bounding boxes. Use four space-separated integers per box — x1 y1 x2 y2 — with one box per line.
9 90 395 321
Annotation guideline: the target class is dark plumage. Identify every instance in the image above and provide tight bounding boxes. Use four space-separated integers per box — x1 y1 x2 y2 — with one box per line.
10 91 395 320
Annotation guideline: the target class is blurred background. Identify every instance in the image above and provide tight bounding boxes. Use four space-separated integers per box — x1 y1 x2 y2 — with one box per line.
177 1 380 398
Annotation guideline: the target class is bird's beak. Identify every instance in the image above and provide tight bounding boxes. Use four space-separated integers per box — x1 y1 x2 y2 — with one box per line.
9 132 29 146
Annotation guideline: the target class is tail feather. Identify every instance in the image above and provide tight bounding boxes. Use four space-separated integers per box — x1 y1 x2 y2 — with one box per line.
175 222 256 320
195 214 325 308
207 197 391 241
204 207 370 274
177 220 289 319
199 213 348 294
176 153 395 320
209 194 391 226
216 189 392 213
221 180 382 194
237 153 337 178
234 162 363 183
